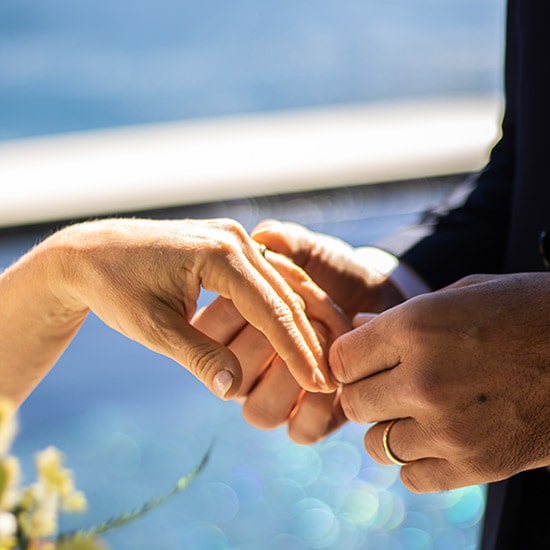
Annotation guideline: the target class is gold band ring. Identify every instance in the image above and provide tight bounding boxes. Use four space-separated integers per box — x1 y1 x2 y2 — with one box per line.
258 244 267 258
382 419 414 466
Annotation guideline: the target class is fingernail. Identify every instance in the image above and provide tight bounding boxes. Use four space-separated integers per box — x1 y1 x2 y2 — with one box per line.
313 367 330 391
213 370 234 399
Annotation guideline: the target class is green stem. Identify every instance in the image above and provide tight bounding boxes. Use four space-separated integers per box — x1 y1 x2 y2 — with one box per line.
57 447 211 543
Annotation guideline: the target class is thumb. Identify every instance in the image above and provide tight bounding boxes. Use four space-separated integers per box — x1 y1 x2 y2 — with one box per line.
180 328 243 400
148 308 243 399
329 313 397 384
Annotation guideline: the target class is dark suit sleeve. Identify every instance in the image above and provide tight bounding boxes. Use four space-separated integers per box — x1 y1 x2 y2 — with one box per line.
392 0 550 290
390 0 520 291
397 122 514 290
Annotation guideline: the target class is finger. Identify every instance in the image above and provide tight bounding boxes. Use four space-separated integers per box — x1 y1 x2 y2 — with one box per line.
192 296 247 344
252 219 356 273
242 355 302 430
329 313 400 384
227 324 275 397
362 417 465 493
245 246 338 392
265 250 351 342
208 243 334 393
193 296 276 397
288 390 347 445
255 249 350 392
399 458 479 493
140 304 243 399
339 367 409 423
251 219 313 264
363 418 442 467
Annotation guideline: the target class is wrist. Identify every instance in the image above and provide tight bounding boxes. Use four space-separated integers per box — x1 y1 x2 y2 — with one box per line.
37 227 90 324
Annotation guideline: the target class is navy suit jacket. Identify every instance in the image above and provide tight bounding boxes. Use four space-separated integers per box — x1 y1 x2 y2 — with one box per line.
395 1 550 547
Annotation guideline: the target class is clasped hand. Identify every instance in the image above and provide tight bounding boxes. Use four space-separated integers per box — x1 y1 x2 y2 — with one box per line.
198 220 550 494
332 273 550 492
4 217 548 493
0 218 344 405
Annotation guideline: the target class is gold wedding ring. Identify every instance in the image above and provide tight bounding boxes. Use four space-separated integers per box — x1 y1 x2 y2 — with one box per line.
382 419 414 466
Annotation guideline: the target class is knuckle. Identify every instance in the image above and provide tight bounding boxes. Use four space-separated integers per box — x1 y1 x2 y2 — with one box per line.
271 300 294 325
187 343 223 380
219 218 248 243
460 274 485 285
400 467 428 493
463 448 515 482
407 370 446 410
207 220 251 262
339 390 366 423
284 293 305 318
328 339 346 382
242 397 288 430
462 457 494 481
211 238 236 261
398 293 440 330
453 273 492 288
288 395 333 445
288 424 323 446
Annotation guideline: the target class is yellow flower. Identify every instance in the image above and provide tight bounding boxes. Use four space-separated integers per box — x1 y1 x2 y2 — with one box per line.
0 510 17 550
18 485 58 539
34 447 88 513
18 447 88 540
35 447 74 498
0 456 20 511
61 490 87 514
0 401 16 458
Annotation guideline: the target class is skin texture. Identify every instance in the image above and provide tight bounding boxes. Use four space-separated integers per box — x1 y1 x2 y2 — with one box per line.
251 219 404 318
8 217 547 493
195 219 405 443
0 218 341 406
200 220 550 492
193 249 351 444
331 273 550 492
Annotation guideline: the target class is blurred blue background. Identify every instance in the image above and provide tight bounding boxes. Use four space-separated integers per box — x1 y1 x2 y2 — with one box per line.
0 0 503 140
0 1 504 548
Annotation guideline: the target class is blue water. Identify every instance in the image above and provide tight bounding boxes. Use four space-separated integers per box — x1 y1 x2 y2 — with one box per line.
0 0 504 140
2 179 487 549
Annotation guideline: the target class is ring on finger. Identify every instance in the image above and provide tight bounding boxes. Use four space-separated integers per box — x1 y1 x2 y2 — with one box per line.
382 419 415 466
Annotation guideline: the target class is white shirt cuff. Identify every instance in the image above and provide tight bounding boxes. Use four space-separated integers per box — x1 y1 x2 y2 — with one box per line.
354 246 431 299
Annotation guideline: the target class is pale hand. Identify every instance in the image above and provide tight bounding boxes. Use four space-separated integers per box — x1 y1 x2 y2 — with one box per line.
193 248 350 444
194 219 405 443
0 218 336 405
